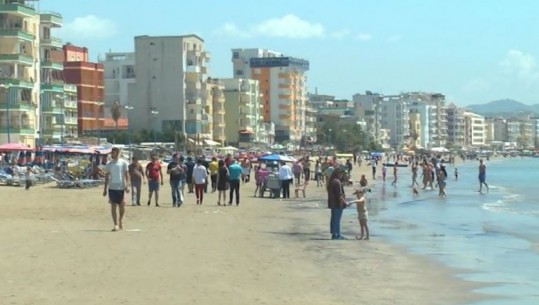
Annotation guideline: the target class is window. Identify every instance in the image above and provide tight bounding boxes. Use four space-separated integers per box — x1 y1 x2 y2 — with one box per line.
233 52 239 59
236 70 243 76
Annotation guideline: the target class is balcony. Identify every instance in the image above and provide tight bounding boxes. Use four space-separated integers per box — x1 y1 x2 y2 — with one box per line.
0 54 34 65
41 83 63 92
41 37 63 48
0 3 37 17
0 28 34 42
0 100 36 110
0 126 35 134
40 11 63 27
41 60 63 70
0 77 34 89
42 105 62 114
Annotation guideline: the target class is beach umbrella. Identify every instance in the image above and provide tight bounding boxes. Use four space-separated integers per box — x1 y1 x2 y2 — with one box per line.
258 153 296 162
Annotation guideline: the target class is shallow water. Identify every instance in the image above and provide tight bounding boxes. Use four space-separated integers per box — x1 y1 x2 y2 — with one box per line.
350 158 539 304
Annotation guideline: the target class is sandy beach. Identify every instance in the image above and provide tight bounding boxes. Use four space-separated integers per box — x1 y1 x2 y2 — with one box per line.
0 162 484 305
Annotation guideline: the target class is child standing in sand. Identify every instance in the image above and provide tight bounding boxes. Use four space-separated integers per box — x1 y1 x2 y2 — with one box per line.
352 188 370 240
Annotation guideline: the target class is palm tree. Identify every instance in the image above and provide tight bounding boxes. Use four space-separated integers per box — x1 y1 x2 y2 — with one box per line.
111 101 121 129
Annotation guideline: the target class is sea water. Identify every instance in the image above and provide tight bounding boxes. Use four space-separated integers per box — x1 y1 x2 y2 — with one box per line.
356 158 539 304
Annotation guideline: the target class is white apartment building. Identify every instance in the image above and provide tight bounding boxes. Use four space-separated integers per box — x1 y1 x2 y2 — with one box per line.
463 111 485 147
403 92 447 147
128 35 209 139
352 91 383 146
507 119 533 148
99 52 135 118
231 48 310 143
380 95 410 148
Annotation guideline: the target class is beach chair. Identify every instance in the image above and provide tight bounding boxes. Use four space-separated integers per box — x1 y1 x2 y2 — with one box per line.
52 172 76 188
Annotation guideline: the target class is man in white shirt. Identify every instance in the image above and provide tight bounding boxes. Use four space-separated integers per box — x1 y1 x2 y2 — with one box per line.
103 147 130 232
192 158 208 205
278 161 293 198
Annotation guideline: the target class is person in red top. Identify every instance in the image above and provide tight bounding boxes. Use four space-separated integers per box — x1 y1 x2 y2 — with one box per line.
145 154 163 207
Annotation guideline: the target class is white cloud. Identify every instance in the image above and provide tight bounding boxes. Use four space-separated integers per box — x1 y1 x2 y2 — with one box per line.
58 15 118 41
356 33 372 41
213 14 325 39
253 14 325 39
499 49 539 83
213 22 251 38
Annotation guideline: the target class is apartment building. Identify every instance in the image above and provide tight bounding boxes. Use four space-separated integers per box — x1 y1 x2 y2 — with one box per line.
446 103 466 147
463 111 485 147
129 35 209 141
207 78 225 144
63 44 104 135
352 91 383 146
507 118 533 148
222 78 264 145
403 92 447 147
231 48 310 143
0 0 41 146
380 95 410 148
99 51 135 122
39 8 65 144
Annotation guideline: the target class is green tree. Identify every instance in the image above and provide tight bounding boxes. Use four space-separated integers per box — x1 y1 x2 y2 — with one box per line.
111 101 122 129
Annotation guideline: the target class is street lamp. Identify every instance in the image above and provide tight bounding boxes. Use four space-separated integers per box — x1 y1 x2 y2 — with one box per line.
150 107 159 149
0 84 12 143
124 105 134 158
54 94 65 146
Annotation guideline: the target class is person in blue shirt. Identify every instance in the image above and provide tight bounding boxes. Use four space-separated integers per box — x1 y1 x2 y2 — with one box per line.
227 159 243 206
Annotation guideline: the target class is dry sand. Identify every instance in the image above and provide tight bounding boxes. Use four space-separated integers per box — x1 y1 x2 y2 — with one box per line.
0 163 485 305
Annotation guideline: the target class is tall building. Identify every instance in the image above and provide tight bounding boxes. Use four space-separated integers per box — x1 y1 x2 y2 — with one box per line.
0 0 41 146
446 103 465 147
129 35 209 141
207 78 225 144
99 51 135 117
380 95 410 148
63 44 104 136
222 78 264 145
352 91 383 146
231 48 310 143
402 92 447 147
463 111 485 147
39 8 65 144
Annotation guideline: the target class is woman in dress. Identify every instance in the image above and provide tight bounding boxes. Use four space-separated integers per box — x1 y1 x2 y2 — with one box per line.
216 159 229 205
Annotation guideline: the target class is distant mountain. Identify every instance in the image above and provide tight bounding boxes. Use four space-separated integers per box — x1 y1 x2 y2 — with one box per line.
465 99 539 116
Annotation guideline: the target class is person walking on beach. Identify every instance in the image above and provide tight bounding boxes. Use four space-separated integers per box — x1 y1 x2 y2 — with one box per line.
454 168 459 181
128 157 144 206
279 161 293 199
146 154 163 207
478 159 489 193
103 147 130 232
167 154 185 207
359 174 368 187
209 157 219 192
370 156 377 180
228 159 242 206
391 162 399 186
411 161 420 187
328 168 349 240
216 159 229 205
192 158 208 205
315 160 323 187
24 166 33 190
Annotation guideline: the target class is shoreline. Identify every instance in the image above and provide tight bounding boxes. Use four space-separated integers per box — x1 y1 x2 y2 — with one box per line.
0 161 488 305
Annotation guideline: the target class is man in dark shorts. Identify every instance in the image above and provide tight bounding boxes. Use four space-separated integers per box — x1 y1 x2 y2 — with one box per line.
103 147 130 231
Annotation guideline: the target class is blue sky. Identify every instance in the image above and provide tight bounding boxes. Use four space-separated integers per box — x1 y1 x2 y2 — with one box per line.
39 0 539 106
